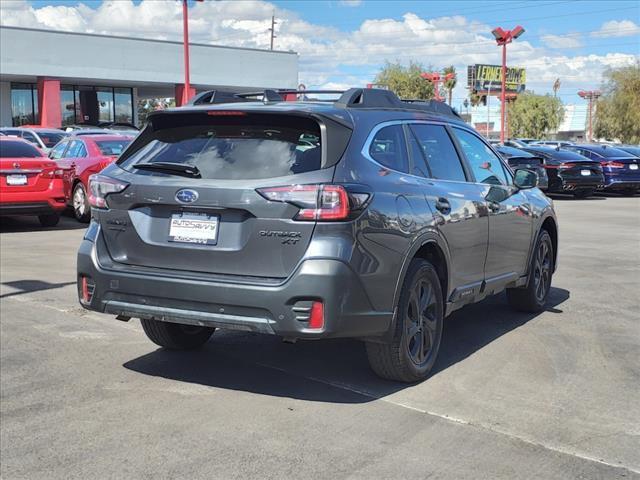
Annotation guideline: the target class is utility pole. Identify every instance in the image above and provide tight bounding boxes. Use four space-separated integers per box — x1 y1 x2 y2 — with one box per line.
269 13 277 50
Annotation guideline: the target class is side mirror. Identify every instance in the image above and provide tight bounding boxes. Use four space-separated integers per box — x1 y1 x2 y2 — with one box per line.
513 169 538 189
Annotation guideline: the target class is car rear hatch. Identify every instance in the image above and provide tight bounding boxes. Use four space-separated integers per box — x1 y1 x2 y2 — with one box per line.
96 108 352 280
601 157 640 181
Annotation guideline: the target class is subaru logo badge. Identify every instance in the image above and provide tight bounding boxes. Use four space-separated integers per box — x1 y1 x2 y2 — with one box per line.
175 189 199 203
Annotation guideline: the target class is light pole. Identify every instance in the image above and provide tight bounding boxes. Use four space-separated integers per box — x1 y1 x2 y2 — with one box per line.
578 90 601 142
181 0 203 106
491 25 525 143
420 72 455 102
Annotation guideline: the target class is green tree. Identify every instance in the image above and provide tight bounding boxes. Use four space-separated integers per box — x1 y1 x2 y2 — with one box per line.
594 64 640 143
508 92 564 139
443 65 457 105
374 61 434 100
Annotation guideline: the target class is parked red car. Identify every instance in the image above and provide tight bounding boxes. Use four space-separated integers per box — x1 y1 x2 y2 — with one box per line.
49 135 133 222
0 137 67 227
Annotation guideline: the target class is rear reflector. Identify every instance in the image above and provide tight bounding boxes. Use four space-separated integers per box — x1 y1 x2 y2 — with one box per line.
308 301 325 330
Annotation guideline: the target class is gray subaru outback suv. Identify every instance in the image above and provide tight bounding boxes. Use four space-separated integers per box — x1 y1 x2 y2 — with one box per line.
77 88 557 382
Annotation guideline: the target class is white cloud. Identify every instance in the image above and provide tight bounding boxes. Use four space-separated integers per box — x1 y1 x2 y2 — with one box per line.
339 0 362 6
540 33 583 49
591 20 640 38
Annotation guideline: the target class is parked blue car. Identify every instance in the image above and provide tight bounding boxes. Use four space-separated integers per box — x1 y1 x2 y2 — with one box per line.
564 145 640 196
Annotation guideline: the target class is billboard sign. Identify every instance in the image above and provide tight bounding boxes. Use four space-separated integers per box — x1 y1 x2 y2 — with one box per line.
468 64 526 95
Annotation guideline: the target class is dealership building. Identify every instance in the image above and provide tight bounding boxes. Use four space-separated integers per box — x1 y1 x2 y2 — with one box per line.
0 26 299 128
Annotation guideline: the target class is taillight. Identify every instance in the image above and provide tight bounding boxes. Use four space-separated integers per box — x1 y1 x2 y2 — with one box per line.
45 168 65 178
558 163 576 170
88 174 129 208
602 161 624 169
257 184 365 221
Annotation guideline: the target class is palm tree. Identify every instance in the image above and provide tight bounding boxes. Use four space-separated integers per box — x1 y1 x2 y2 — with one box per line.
443 65 457 105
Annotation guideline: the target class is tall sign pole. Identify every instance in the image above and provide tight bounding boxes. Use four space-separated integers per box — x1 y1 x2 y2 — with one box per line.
491 25 525 143
182 0 191 106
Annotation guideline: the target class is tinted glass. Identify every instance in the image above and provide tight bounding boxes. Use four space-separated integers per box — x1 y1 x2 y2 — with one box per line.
120 118 322 180
10 84 37 126
97 87 114 123
65 140 84 158
61 86 75 127
0 140 42 158
369 125 409 173
38 132 66 148
21 131 39 144
49 141 68 160
410 124 466 181
96 139 132 156
453 128 510 185
114 88 133 124
594 146 634 158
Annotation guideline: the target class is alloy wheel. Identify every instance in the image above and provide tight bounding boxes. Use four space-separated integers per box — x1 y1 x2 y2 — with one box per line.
406 278 438 365
533 239 552 302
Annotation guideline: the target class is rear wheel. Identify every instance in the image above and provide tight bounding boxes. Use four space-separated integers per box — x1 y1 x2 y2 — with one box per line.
366 259 443 383
507 229 553 313
72 183 91 222
620 188 638 197
573 188 594 199
140 318 215 350
38 214 60 227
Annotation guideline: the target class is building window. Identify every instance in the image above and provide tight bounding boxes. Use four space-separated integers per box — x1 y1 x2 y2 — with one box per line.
114 88 134 124
60 85 75 127
11 83 38 126
96 87 114 123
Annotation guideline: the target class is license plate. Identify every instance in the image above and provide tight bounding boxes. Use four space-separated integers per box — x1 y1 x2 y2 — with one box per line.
580 169 591 176
169 212 219 245
630 164 639 170
6 174 27 186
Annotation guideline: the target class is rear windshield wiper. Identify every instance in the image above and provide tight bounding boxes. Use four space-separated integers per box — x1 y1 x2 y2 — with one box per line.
132 162 201 178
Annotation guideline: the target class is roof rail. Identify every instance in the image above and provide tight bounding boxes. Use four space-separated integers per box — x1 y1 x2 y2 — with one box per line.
187 87 461 118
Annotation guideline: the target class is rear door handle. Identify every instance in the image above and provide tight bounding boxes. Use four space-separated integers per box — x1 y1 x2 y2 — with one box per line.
435 197 451 214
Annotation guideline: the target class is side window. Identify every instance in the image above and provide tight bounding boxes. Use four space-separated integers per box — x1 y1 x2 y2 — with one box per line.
49 141 68 160
369 125 409 173
65 140 83 158
77 142 88 158
21 131 38 145
409 124 466 182
453 128 510 186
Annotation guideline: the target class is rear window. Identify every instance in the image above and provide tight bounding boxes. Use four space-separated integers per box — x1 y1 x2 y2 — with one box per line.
594 147 634 158
0 141 42 158
38 132 67 148
96 139 132 156
120 115 322 180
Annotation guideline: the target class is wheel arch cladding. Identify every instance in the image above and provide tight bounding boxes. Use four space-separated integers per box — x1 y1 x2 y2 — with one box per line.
541 216 558 270
412 241 448 306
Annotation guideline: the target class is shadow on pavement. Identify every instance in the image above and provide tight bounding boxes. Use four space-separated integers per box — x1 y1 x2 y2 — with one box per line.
0 279 77 299
124 287 570 403
0 211 86 233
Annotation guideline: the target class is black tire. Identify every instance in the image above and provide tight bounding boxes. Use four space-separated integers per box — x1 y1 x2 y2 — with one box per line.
365 259 443 383
573 188 594 199
72 183 91 222
620 188 638 197
38 214 60 227
140 318 215 350
507 229 554 313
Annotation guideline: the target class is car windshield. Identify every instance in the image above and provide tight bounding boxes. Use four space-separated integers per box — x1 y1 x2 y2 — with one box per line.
38 132 67 148
96 139 132 156
0 141 42 158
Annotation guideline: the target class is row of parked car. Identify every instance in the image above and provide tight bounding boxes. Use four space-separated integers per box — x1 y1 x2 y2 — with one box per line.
492 138 640 199
1 124 639 228
0 125 135 226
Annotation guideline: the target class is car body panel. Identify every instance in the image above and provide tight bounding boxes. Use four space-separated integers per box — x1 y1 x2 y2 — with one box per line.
564 145 640 190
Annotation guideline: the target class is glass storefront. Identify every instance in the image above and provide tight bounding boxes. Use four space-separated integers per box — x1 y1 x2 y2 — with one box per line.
11 83 38 126
10 83 134 127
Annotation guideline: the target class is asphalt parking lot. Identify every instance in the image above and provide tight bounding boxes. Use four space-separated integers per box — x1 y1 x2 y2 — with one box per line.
1 194 639 479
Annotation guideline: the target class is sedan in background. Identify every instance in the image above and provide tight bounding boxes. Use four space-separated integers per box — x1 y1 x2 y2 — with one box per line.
49 135 133 221
495 145 548 190
521 145 604 198
504 138 537 148
529 140 574 148
0 137 66 226
564 144 640 196
0 127 68 154
616 145 640 158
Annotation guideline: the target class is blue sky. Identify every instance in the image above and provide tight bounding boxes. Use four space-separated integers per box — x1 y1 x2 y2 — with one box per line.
6 0 640 107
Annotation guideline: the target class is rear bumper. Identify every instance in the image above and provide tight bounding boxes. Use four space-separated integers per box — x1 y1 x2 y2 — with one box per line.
601 177 640 190
0 184 67 215
77 234 391 340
